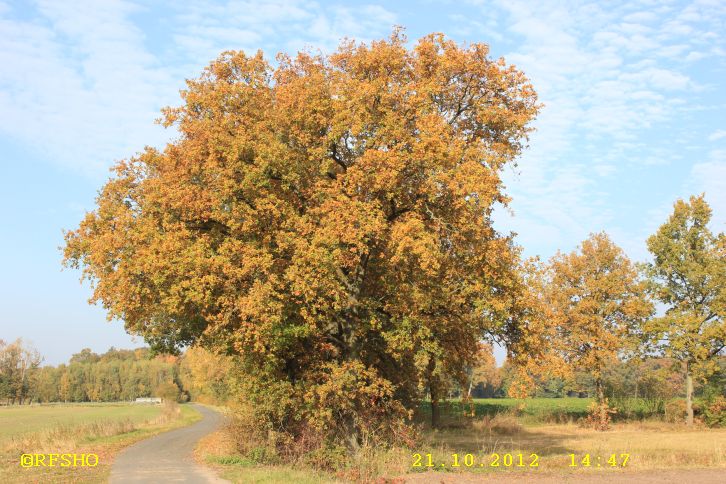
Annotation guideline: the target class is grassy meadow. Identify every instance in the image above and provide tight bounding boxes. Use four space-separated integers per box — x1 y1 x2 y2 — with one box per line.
0 402 201 483
195 398 726 483
0 403 162 444
418 398 593 425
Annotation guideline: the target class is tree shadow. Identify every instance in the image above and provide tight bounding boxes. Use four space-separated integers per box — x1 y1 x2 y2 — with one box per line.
413 401 593 457
418 426 583 457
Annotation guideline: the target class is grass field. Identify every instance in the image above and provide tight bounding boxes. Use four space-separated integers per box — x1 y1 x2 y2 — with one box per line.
0 402 201 483
0 403 163 444
407 421 726 471
196 398 726 483
419 398 593 425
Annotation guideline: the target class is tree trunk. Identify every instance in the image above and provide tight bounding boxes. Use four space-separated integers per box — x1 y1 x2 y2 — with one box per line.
427 357 440 429
346 424 360 453
430 391 440 429
685 364 694 426
595 378 604 404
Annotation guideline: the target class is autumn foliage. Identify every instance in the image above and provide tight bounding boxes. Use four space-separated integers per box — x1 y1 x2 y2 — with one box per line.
548 233 653 404
645 195 726 425
63 30 539 446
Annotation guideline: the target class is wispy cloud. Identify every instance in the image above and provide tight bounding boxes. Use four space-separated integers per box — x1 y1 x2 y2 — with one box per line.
0 0 175 177
168 1 397 73
688 148 726 230
474 0 726 257
0 0 396 178
0 0 724 258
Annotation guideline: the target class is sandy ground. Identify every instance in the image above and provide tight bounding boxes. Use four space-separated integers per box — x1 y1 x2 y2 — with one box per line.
399 468 726 483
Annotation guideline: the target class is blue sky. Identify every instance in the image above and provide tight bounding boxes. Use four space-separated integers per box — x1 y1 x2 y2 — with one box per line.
1 0 724 365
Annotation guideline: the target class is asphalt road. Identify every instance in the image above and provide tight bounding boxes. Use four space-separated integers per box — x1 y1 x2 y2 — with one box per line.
109 404 229 483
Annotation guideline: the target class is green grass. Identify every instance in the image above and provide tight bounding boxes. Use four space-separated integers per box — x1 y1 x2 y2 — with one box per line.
0 403 162 444
417 398 593 426
421 397 712 425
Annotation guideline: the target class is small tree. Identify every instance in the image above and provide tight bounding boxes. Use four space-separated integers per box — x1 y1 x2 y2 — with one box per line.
645 195 726 425
548 233 653 410
179 346 234 404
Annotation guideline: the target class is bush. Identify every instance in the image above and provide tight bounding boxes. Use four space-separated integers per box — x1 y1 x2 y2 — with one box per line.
159 400 181 422
610 396 665 420
155 381 181 403
227 361 416 472
302 444 349 471
639 396 666 417
703 396 726 428
303 361 415 453
226 400 281 464
472 413 522 435
584 399 616 430
664 399 686 423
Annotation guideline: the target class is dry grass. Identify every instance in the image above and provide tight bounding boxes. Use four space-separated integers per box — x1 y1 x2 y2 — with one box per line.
195 426 340 484
4 419 138 456
195 427 239 464
471 413 523 436
390 420 726 480
193 412 726 483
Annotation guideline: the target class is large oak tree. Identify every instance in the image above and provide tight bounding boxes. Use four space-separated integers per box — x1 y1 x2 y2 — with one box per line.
64 31 539 442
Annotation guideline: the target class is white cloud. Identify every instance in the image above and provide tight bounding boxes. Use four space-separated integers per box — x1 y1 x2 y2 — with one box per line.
0 0 176 177
0 0 397 178
169 1 397 66
594 164 617 177
470 0 726 258
688 149 726 230
623 11 659 23
684 50 708 61
1 0 724 259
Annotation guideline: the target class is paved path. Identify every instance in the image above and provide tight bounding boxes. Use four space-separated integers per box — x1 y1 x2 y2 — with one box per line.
109 404 229 483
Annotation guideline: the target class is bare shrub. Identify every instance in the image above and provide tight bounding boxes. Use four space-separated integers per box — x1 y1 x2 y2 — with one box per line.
472 413 522 435
151 401 181 425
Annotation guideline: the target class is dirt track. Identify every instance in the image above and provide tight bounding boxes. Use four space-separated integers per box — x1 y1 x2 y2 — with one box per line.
400 468 726 483
109 404 227 483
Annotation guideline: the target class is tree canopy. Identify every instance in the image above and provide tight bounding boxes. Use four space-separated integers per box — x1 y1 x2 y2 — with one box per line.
645 194 726 424
0 339 42 404
64 31 539 442
548 232 653 403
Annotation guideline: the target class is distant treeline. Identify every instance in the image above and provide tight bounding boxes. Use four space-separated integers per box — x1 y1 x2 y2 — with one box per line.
0 340 233 405
452 343 724 404
2 338 722 410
